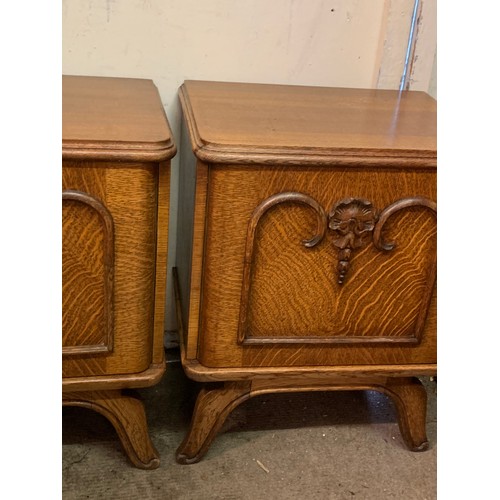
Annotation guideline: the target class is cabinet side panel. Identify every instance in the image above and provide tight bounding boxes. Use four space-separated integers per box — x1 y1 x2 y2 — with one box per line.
176 118 208 359
152 161 170 364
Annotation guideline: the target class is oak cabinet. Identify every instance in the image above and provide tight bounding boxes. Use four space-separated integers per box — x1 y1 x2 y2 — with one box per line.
62 75 176 469
174 81 436 463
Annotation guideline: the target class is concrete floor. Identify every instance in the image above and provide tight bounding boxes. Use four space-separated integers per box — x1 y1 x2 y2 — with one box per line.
62 350 437 500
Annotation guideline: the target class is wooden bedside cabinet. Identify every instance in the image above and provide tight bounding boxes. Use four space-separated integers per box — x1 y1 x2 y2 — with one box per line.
174 80 437 464
62 75 176 469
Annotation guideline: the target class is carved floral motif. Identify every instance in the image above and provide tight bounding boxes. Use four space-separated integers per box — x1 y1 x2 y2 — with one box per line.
328 199 377 284
242 193 436 293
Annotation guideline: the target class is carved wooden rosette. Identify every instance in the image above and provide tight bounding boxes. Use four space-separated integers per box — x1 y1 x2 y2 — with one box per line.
328 198 377 284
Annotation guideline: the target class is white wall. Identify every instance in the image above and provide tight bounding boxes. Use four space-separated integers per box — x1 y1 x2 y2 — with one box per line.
62 0 435 332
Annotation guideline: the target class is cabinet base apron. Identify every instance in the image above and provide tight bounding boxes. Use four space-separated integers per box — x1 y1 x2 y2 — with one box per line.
63 389 160 470
173 267 433 464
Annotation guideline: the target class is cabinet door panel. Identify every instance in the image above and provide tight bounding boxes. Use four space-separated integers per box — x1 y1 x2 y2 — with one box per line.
198 165 436 368
62 162 157 377
63 190 114 354
240 199 435 345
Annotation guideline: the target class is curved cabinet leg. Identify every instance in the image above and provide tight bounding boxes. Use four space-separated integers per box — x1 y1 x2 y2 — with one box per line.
176 382 252 464
63 390 160 470
377 377 429 452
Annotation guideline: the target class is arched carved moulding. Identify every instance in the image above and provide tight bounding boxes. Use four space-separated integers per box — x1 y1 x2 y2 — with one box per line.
237 192 437 345
237 192 328 344
372 197 437 341
246 192 328 248
373 197 437 251
62 190 115 355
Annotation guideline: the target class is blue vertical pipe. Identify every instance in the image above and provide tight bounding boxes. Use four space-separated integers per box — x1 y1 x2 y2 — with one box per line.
400 0 420 91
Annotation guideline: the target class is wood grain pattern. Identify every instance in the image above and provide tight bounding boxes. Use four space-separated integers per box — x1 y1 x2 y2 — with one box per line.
238 192 328 344
238 193 436 346
63 75 176 162
373 197 437 251
174 268 436 382
63 363 165 392
63 390 160 469
180 81 436 167
185 162 210 361
62 190 114 355
198 165 436 368
175 117 210 360
62 162 158 377
151 161 170 365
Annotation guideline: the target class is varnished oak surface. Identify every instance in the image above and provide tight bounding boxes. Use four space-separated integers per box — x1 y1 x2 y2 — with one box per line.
173 268 436 382
176 80 436 462
62 76 174 468
180 80 436 166
175 376 429 464
62 162 158 377
63 390 160 470
63 75 176 161
199 166 436 368
62 191 114 355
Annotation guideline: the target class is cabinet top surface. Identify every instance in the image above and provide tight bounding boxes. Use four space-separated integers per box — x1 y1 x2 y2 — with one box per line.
180 80 436 167
63 75 176 161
